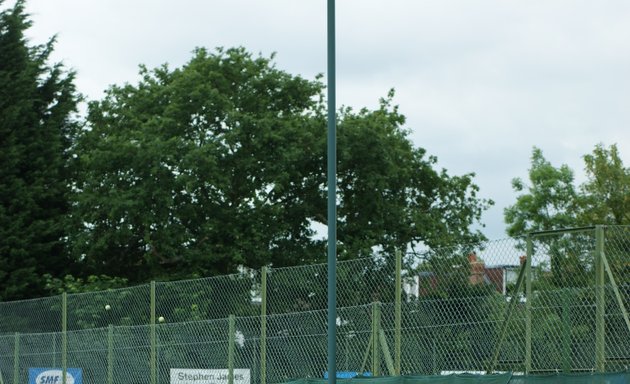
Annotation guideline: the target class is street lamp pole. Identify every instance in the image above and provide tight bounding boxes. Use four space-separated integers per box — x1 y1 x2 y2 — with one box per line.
326 1 337 384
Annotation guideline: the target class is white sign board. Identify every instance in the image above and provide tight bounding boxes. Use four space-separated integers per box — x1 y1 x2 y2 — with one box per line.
170 369 250 384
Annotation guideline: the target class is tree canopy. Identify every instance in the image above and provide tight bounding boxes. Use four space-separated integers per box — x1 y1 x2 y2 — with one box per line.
0 2 493 297
70 47 492 284
580 144 630 225
0 0 79 300
505 144 629 237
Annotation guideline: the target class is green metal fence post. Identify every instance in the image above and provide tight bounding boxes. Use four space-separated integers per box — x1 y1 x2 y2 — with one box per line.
561 289 571 373
108 324 114 384
525 236 532 374
395 249 402 376
62 292 67 384
52 333 56 367
431 337 436 375
228 315 235 384
0 346 4 384
151 281 157 384
371 302 381 376
595 226 605 372
13 333 19 384
260 267 267 384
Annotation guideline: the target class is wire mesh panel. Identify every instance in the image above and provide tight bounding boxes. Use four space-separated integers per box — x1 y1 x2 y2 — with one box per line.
265 309 328 383
66 284 151 330
0 226 629 381
529 229 597 373
601 226 630 371
234 315 262 384
335 304 372 376
400 293 510 374
156 272 260 323
404 237 526 374
15 332 60 383
157 318 230 384
0 295 62 333
336 257 398 308
67 328 108 384
0 333 16 384
113 325 151 384
267 256 398 316
266 264 328 315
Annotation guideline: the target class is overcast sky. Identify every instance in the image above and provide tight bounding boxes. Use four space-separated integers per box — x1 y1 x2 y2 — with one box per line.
13 0 630 241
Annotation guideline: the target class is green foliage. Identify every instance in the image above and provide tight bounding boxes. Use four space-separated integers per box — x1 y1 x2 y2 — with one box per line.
336 92 492 256
0 0 79 300
44 274 129 294
505 145 629 288
505 144 630 237
72 47 326 282
580 144 630 225
0 4 491 296
71 47 491 284
504 148 579 237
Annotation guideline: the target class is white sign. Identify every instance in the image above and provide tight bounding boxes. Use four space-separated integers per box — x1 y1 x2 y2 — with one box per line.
170 369 250 384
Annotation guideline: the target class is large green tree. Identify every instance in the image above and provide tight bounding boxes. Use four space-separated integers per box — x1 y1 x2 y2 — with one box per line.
504 145 630 362
504 147 579 237
504 144 629 288
0 0 79 300
72 48 325 281
336 93 491 257
71 47 491 284
505 144 629 236
579 143 630 225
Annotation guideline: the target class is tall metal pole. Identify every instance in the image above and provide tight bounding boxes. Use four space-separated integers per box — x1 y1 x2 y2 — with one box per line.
327 0 337 384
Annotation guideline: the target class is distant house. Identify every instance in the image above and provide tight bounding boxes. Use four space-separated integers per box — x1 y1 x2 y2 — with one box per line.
406 253 521 299
484 264 519 295
403 271 436 299
469 252 520 295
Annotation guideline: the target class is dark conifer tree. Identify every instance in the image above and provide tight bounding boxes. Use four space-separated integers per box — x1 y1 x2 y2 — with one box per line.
0 0 78 299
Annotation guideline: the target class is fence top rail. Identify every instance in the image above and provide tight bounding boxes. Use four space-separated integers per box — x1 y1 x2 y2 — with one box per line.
268 256 375 273
65 282 152 299
529 226 597 237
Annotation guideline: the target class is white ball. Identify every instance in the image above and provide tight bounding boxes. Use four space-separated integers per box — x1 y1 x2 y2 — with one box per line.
105 304 111 311
158 316 165 323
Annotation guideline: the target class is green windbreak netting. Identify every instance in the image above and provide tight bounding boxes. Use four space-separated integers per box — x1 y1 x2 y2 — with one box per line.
508 371 630 384
283 373 513 384
283 372 630 384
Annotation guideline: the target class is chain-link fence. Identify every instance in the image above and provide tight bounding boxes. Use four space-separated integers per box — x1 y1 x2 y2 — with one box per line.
1 226 629 384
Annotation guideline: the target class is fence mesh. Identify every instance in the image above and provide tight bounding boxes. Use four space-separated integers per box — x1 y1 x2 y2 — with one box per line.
0 296 62 334
0 226 629 384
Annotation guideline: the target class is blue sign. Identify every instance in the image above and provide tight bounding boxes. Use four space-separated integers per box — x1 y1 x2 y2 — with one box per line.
324 371 372 379
28 368 83 384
